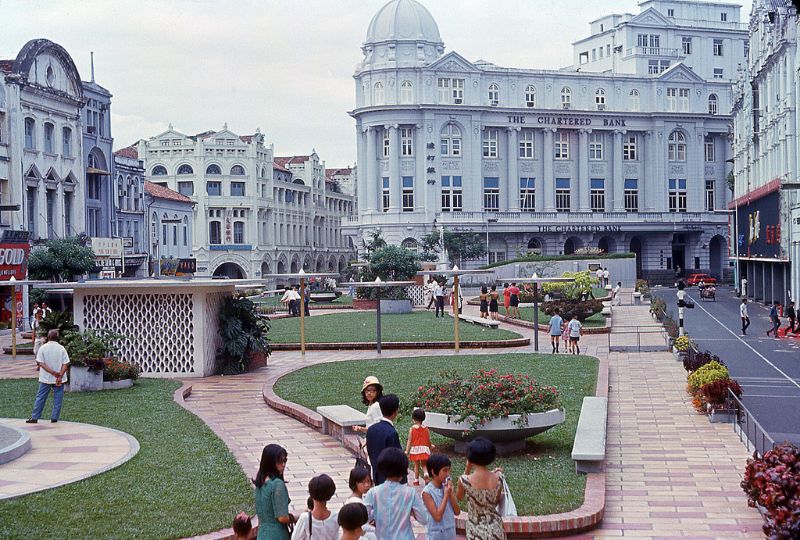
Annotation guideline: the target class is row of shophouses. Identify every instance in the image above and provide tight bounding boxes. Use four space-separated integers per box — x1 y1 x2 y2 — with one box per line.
0 39 356 281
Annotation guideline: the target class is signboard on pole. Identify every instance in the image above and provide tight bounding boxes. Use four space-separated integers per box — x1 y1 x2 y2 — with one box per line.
90 237 123 258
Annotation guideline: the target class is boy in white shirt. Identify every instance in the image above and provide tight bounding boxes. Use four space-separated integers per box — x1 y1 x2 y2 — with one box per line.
567 315 583 355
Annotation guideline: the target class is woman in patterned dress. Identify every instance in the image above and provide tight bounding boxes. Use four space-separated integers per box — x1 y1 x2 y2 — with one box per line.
456 437 506 540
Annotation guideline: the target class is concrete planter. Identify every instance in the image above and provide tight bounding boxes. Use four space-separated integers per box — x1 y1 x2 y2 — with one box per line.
310 291 341 303
379 299 412 314
352 299 378 310
707 406 736 423
633 292 642 305
102 379 134 391
68 366 104 392
426 409 565 455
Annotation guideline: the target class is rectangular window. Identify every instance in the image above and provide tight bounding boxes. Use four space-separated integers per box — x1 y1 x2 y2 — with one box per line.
233 222 244 244
705 180 715 211
178 182 194 196
554 132 569 160
678 88 690 111
555 178 571 212
99 111 105 137
63 193 72 235
648 59 670 74
713 39 723 56
27 187 36 235
46 189 55 238
713 68 723 79
682 36 692 55
230 182 246 196
598 47 603 59
162 223 167 245
704 137 715 162
519 130 534 159
402 176 414 212
62 127 71 156
589 133 604 160
488 252 506 265
590 178 605 212
88 176 101 200
24 118 35 149
744 40 749 58
44 123 54 153
668 178 687 212
520 177 535 211
382 131 390 158
173 224 178 246
721 12 727 22
482 129 498 158
668 8 674 16
624 179 639 212
400 127 413 156
483 177 500 212
452 79 464 104
623 135 637 160
206 181 221 196
437 78 450 103
441 176 463 212
592 49 597 61
667 88 677 111
382 177 389 212
606 44 611 56
209 221 221 244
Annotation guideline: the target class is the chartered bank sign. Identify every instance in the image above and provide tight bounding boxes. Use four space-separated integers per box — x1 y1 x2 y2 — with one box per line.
507 114 626 127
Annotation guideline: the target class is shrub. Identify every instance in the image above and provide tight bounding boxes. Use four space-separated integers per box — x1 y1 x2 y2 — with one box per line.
687 360 729 393
700 378 742 406
650 297 667 319
635 279 650 297
673 335 693 352
103 358 141 382
741 442 800 539
683 350 723 373
541 271 598 301
37 311 78 338
542 300 603 322
62 329 125 372
412 369 560 432
216 297 270 375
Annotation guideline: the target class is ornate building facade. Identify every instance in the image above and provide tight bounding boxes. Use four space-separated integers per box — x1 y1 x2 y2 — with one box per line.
344 0 744 282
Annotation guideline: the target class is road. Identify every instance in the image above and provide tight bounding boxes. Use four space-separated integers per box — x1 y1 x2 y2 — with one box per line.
652 285 800 445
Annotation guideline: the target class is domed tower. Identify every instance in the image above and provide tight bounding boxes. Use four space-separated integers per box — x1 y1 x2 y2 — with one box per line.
358 0 444 72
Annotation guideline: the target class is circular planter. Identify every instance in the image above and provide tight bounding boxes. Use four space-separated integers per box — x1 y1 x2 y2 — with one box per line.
352 298 378 310
310 291 341 303
102 379 134 390
380 299 412 314
425 409 565 455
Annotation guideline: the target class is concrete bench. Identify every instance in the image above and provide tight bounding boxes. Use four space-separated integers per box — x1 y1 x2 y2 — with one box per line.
458 314 499 328
316 405 367 445
571 396 608 474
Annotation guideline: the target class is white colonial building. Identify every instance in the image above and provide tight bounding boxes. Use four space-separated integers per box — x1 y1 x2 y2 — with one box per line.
344 0 745 282
731 0 798 305
134 126 354 279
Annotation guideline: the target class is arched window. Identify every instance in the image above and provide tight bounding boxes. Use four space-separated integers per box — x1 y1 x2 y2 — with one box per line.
400 80 413 104
117 175 125 210
595 88 606 109
525 85 536 108
230 165 245 176
24 118 35 149
440 123 462 157
151 165 167 176
130 178 139 211
177 164 193 175
209 221 221 245
233 221 245 244
373 82 385 105
401 238 419 252
182 216 189 247
206 164 221 175
629 89 640 112
668 131 686 161
488 83 500 106
62 127 72 156
560 87 571 109
43 122 55 153
708 93 718 115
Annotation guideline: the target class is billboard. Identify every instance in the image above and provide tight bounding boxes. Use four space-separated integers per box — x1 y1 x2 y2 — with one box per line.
0 243 30 281
736 190 782 259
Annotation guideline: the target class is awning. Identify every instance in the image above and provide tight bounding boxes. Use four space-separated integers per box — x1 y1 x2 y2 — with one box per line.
86 167 111 175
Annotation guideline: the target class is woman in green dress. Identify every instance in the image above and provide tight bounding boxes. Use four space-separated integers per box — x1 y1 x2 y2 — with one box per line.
253 444 295 539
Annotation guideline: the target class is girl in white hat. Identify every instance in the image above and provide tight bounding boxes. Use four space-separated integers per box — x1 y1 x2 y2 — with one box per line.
353 376 384 433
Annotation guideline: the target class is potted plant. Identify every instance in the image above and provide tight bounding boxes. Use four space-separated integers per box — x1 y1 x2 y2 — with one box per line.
102 358 141 390
700 378 742 423
63 329 121 392
413 369 565 455
687 360 729 413
672 335 693 361
216 296 270 375
741 442 800 538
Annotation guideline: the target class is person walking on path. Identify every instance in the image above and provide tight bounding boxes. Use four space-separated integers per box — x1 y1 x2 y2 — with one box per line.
784 300 796 335
26 329 69 424
602 268 610 287
567 314 582 355
303 286 310 316
488 285 500 321
612 281 622 306
548 308 564 354
740 298 750 336
508 282 521 319
595 267 603 287
366 394 406 485
478 286 489 319
434 281 445 318
405 408 432 485
425 278 437 310
766 301 781 338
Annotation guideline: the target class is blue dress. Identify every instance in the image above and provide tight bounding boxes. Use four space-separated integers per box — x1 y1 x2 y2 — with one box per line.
422 482 456 540
255 476 291 540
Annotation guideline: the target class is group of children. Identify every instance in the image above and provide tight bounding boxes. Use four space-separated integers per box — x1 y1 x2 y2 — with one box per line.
547 308 583 354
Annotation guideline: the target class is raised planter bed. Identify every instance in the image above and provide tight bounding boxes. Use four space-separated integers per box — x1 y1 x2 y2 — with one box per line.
102 379 134 390
379 299 412 314
352 299 377 310
310 291 341 303
68 366 103 392
425 409 565 455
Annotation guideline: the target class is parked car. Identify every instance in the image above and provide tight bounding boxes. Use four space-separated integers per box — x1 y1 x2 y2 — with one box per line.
686 273 717 286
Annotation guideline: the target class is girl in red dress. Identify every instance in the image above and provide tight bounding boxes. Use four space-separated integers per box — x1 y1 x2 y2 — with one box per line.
406 408 432 485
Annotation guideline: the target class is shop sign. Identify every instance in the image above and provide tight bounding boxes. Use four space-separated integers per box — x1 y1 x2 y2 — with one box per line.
90 237 123 258
0 243 30 281
176 258 196 274
736 190 782 259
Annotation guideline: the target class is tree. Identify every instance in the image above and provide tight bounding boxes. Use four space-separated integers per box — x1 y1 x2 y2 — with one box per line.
420 229 487 266
357 245 421 300
27 237 95 282
361 230 387 257
541 271 598 300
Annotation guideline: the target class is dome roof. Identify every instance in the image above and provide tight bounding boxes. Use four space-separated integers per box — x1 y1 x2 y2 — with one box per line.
365 0 442 45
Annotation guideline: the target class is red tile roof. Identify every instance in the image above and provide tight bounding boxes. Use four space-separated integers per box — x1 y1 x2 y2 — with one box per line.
273 162 291 173
114 146 138 159
274 155 310 165
325 167 353 179
239 135 254 143
144 181 192 204
192 130 216 140
0 60 13 73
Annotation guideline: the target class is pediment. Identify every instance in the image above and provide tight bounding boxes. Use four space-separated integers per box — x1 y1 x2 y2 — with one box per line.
427 51 480 74
658 63 705 83
24 164 41 180
150 127 188 141
629 7 675 28
44 167 60 183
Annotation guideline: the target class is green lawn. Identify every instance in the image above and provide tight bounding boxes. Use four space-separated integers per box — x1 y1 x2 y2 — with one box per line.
268 311 523 343
274 353 598 515
517 308 607 328
0 379 253 540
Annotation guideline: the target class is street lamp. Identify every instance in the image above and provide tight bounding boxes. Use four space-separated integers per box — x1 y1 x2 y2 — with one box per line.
432 218 447 271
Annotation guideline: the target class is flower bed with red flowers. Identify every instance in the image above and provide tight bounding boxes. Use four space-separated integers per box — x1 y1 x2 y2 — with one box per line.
412 369 560 432
741 442 800 539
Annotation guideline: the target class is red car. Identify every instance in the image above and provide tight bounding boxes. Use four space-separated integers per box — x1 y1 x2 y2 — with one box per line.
686 273 717 286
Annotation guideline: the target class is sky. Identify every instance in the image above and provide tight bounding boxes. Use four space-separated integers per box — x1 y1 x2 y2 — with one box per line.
1 0 753 167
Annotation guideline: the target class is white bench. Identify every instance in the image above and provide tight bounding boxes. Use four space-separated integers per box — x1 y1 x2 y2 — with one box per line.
458 314 499 328
316 405 367 445
571 396 608 474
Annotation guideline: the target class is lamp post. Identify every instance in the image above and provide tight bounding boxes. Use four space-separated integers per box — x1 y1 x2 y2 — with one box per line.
433 218 447 271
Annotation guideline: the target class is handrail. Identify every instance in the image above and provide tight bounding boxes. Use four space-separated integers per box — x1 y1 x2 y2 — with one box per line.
728 388 776 458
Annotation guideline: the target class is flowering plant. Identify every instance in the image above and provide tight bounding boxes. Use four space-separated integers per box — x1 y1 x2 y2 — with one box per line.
412 369 561 432
687 360 729 394
741 442 800 538
673 335 693 352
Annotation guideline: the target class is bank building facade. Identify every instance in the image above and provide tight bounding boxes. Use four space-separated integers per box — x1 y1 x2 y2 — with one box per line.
344 0 746 282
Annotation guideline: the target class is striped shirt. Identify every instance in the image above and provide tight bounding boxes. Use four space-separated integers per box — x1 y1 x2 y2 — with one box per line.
363 480 428 540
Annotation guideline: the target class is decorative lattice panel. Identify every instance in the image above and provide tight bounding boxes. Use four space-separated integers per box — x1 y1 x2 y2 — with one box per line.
82 293 196 374
408 286 425 306
203 291 227 375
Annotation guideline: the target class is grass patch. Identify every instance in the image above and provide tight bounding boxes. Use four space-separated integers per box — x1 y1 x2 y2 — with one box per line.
0 379 253 540
518 308 607 328
268 311 522 344
274 353 598 515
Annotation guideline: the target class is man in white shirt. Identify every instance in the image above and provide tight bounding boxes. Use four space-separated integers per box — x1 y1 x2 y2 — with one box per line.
740 298 750 335
26 329 70 424
602 268 610 287
612 282 622 306
595 268 603 286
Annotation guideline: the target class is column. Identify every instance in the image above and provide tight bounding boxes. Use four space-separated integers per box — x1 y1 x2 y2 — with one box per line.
388 124 400 211
355 124 366 214
365 127 377 213
643 131 654 211
542 128 554 212
37 181 47 237
55 183 65 238
506 127 519 211
578 129 590 211
691 129 705 213
612 130 624 211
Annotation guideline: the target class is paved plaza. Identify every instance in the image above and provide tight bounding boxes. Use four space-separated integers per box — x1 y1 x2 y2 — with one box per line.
0 300 764 538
